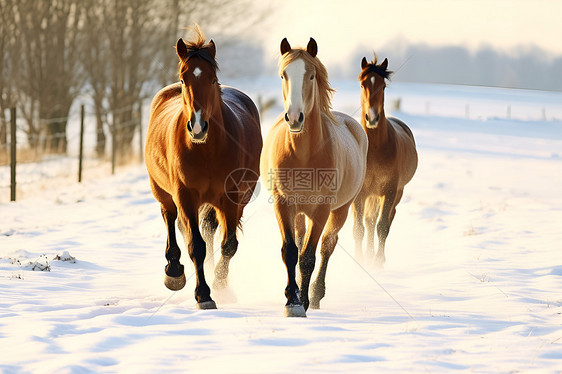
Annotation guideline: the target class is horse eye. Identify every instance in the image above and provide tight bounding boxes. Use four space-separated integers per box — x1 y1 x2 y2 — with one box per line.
310 75 314 80
180 79 184 85
211 79 217 85
280 75 284 80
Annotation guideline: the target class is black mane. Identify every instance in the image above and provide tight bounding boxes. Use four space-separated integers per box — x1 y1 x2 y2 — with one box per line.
182 48 219 72
360 64 392 80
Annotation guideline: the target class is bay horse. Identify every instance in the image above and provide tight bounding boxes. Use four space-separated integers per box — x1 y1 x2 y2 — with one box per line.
145 26 262 309
353 55 418 267
261 38 368 317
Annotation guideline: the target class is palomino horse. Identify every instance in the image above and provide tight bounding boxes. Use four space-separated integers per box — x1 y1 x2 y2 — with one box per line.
353 55 418 267
261 38 368 317
145 26 262 309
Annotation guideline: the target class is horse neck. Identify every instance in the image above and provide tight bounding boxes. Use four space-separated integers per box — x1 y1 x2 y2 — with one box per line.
287 105 324 161
367 109 391 148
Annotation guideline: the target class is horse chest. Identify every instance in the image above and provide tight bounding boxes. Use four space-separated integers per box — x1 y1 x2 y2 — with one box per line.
177 162 222 192
368 143 395 169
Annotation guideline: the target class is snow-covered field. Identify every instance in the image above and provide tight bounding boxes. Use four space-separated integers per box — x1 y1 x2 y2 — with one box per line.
1 81 562 373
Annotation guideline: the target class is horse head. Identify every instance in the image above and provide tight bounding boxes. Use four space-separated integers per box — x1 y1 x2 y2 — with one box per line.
278 38 322 133
359 56 392 129
176 27 220 143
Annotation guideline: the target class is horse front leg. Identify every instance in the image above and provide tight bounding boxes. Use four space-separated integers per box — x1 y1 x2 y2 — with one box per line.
310 204 350 309
375 189 397 267
299 207 330 312
178 203 216 309
162 206 186 291
273 200 303 317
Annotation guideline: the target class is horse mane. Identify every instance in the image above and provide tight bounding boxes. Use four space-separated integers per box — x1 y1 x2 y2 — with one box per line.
178 24 219 77
359 54 393 81
279 48 336 122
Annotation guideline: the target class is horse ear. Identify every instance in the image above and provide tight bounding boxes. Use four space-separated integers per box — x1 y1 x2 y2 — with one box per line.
208 39 216 59
381 58 389 71
176 38 188 60
307 38 318 58
361 57 368 70
280 38 291 55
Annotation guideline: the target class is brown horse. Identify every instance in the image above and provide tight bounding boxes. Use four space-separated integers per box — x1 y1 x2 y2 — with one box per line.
353 55 418 267
261 38 368 317
145 26 262 309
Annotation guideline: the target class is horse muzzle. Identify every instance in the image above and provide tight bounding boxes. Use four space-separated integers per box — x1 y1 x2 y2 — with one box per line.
365 109 380 129
187 119 209 143
285 111 304 133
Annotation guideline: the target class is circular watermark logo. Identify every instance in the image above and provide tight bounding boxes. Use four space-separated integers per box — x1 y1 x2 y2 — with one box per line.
224 168 260 205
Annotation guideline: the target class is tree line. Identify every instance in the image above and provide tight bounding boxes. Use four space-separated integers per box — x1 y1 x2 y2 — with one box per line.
0 0 265 161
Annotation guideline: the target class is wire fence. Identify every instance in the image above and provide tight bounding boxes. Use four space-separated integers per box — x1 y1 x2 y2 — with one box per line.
383 84 562 122
0 103 145 203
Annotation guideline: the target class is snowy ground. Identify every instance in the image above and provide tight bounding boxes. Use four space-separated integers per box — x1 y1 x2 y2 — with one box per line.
1 82 562 373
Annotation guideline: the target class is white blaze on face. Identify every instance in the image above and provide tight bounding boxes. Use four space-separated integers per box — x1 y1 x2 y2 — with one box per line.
368 107 377 123
192 109 203 135
370 76 375 87
284 59 306 123
193 67 202 78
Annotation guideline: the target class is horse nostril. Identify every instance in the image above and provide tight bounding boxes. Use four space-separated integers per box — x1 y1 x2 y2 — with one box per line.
365 113 369 122
187 120 193 132
202 121 209 132
298 112 304 123
375 113 380 122
284 112 290 123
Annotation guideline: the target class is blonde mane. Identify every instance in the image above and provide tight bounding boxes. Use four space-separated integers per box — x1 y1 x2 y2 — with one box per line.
279 49 336 122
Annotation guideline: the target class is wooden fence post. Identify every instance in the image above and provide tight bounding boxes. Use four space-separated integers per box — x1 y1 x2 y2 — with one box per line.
138 100 143 164
78 104 85 183
111 117 116 175
10 107 16 202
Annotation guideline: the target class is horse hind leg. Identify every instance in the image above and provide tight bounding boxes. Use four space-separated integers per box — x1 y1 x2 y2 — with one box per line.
212 205 239 290
294 213 306 288
310 204 349 309
295 213 306 250
201 205 219 274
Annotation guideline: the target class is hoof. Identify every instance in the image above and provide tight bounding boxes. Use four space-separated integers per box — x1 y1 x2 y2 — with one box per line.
196 300 217 310
164 273 186 291
284 304 307 318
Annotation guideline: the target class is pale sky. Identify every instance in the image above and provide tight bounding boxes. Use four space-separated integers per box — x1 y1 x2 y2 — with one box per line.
261 0 562 65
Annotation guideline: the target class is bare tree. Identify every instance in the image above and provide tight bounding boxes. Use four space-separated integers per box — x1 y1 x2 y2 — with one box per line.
0 0 15 150
154 0 270 85
84 0 268 162
13 0 85 154
5 0 270 162
102 0 162 162
81 0 108 158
